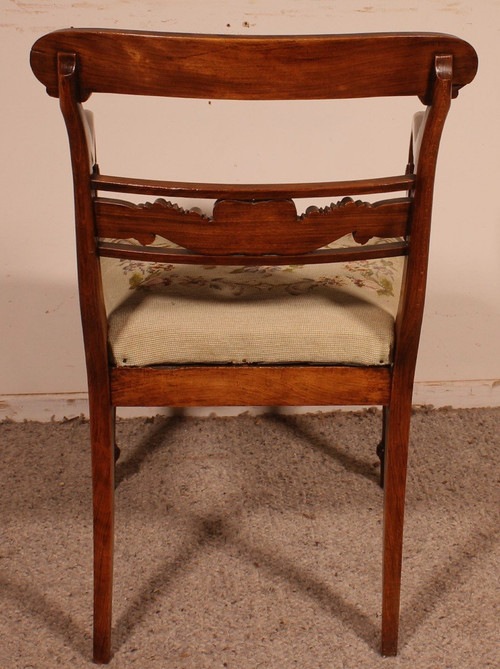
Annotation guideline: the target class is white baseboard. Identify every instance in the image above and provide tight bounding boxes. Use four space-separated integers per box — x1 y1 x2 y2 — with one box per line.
412 378 500 409
1 379 498 422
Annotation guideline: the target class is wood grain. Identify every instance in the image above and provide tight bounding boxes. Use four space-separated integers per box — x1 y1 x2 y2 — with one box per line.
31 30 477 102
97 239 408 265
111 366 392 407
57 53 115 664
92 173 416 199
381 55 454 657
95 195 410 254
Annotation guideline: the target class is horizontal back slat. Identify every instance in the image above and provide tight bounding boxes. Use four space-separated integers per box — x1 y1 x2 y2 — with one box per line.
30 29 477 101
97 240 408 266
92 173 416 199
95 196 411 255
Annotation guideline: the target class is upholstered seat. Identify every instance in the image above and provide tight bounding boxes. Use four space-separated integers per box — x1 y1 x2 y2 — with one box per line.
102 237 402 367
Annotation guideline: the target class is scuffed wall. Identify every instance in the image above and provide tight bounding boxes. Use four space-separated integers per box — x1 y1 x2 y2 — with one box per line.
1 1 498 409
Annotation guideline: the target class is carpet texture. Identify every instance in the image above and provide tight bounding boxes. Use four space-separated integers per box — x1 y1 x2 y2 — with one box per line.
1 407 498 668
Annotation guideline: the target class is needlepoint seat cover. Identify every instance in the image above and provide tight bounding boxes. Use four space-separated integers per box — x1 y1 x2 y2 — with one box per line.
102 237 402 367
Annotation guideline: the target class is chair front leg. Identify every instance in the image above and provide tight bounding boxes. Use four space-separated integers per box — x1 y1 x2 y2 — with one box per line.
377 406 388 488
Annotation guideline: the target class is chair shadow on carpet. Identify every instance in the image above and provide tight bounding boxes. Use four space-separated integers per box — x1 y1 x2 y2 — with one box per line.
262 411 381 485
112 412 383 653
111 506 499 658
113 512 380 653
114 409 381 489
0 571 89 657
105 413 496 658
399 522 499 647
115 411 187 487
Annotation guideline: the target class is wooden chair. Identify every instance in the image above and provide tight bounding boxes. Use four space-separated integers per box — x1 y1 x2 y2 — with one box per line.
30 29 477 663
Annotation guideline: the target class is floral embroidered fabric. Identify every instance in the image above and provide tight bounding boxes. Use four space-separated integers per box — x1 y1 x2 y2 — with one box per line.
101 235 403 367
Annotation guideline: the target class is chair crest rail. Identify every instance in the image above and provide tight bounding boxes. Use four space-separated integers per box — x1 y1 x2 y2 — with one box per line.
30 29 477 103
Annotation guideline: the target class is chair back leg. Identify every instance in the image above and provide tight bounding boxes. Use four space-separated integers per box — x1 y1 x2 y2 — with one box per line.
381 388 412 655
90 395 115 663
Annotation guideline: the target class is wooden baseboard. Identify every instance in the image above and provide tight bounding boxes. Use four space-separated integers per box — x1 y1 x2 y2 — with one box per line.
1 379 499 422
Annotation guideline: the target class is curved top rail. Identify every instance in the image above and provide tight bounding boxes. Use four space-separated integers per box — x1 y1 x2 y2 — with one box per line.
30 29 478 102
91 173 416 199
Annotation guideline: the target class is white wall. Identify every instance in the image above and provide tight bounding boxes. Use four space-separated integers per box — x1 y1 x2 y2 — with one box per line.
1 0 499 418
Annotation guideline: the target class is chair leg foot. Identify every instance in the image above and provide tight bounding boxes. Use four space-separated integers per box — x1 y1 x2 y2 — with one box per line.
376 439 385 488
381 635 398 657
93 644 112 665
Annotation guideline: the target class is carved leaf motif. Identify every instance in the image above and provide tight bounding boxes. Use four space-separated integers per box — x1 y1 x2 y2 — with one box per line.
301 196 409 245
95 195 409 255
95 197 208 245
137 198 209 220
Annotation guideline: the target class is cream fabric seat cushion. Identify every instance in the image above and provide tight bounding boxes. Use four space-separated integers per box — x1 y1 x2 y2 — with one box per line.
101 238 403 367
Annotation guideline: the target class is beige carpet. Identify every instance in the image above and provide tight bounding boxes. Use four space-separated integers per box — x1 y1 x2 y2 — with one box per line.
1 407 498 668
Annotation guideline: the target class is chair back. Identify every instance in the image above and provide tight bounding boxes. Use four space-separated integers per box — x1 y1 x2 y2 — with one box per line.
30 29 478 373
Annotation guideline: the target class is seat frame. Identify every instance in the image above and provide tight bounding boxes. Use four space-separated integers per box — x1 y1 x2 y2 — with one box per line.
30 30 477 663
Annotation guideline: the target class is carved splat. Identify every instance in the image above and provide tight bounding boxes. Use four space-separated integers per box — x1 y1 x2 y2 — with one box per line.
94 195 410 255
302 197 410 245
95 197 208 246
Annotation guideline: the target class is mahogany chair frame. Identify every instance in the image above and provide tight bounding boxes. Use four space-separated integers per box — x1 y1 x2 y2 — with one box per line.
30 29 477 663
